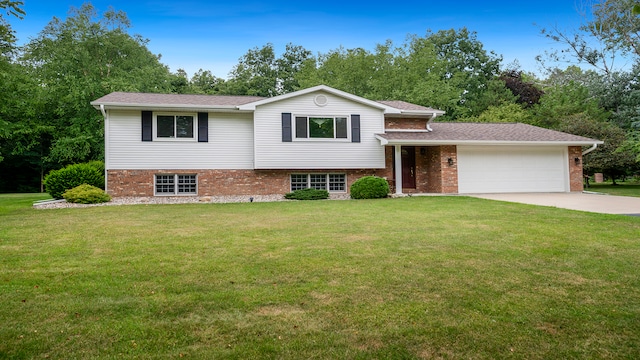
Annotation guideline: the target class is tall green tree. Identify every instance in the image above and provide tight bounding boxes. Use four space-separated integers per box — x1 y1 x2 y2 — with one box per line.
0 0 24 56
225 43 311 96
539 0 640 74
189 68 226 94
558 113 637 182
20 3 175 167
296 28 513 119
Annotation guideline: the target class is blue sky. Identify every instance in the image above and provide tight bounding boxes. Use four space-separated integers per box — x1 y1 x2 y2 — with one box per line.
10 1 585 79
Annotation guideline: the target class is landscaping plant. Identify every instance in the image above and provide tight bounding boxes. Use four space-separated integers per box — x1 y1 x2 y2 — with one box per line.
43 161 105 199
284 188 329 200
62 184 111 204
350 175 389 199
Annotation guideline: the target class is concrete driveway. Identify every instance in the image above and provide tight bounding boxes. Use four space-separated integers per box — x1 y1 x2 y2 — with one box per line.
468 192 640 216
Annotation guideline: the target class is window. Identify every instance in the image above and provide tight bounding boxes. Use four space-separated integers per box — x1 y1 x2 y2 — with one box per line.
295 116 348 139
290 174 346 192
155 174 197 195
156 114 195 139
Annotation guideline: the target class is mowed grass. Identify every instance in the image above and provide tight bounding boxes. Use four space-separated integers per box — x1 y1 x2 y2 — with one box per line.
588 182 640 197
1 194 639 359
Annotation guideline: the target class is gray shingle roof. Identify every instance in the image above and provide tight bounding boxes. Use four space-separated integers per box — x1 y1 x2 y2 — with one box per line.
91 92 266 108
375 100 439 112
92 91 441 113
378 122 601 144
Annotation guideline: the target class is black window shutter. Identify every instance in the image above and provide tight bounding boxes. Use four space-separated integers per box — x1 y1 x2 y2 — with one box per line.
198 112 208 142
295 116 308 138
351 114 361 143
282 113 292 142
142 111 153 141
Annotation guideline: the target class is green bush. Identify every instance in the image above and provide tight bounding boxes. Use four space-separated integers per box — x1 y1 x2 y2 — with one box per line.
44 161 105 199
62 184 111 204
350 176 390 199
284 188 329 200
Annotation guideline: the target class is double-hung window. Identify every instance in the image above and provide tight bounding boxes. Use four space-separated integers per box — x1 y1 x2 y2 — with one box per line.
155 174 197 195
156 114 195 139
295 116 348 139
290 174 346 192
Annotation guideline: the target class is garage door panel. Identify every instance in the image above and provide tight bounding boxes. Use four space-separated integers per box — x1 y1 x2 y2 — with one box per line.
457 146 568 193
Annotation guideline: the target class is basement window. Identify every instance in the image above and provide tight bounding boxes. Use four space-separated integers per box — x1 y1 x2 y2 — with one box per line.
155 174 197 195
290 174 346 192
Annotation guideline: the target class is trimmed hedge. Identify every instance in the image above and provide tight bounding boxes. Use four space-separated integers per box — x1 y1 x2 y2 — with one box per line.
284 188 329 200
44 161 105 199
62 184 111 204
350 176 390 199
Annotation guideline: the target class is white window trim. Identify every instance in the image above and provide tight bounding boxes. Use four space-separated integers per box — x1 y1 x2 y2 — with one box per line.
290 173 347 193
153 112 198 141
293 115 351 142
154 174 198 196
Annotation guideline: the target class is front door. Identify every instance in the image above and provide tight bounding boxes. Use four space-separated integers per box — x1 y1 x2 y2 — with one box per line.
402 146 416 189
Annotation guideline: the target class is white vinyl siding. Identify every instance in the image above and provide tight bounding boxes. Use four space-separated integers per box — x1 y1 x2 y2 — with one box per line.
254 92 385 169
457 146 569 193
106 110 254 170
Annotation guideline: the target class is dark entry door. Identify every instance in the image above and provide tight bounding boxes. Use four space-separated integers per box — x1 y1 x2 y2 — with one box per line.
402 146 416 189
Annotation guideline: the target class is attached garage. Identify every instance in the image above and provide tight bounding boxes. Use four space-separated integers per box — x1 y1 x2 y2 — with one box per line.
457 146 569 193
376 122 603 195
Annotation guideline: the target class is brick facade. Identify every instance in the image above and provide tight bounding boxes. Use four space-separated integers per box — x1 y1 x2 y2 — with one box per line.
382 145 459 194
107 169 390 197
385 117 429 130
568 146 584 192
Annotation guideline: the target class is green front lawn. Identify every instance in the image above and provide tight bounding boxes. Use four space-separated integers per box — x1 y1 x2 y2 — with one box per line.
1 194 639 359
586 181 640 197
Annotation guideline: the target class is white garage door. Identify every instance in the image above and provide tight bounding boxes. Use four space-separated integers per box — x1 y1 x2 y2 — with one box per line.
457 146 569 193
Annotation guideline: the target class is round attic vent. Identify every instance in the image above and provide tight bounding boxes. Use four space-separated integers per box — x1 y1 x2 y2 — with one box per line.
314 94 328 107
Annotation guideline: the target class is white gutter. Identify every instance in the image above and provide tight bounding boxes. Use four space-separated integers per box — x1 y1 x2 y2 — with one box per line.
582 143 598 156
99 104 108 194
426 112 440 132
375 138 603 147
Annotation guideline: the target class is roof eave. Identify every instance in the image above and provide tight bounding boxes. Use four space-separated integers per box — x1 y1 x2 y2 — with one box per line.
90 102 244 112
375 137 605 147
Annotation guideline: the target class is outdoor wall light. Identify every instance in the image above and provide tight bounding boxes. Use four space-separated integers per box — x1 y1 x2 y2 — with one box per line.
574 157 581 165
420 147 426 155
447 157 454 166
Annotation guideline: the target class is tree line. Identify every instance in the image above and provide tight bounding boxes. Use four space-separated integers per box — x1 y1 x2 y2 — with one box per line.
1 1 639 192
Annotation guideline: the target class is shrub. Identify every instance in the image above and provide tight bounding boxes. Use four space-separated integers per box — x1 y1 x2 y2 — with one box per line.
284 188 329 200
62 184 111 204
350 176 390 199
44 161 105 199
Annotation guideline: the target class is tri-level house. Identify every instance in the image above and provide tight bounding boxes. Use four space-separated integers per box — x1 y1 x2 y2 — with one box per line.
91 85 602 197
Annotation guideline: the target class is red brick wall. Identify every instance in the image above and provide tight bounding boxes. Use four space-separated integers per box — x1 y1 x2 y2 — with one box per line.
568 146 584 192
383 145 458 194
107 169 390 197
423 145 458 194
385 118 429 130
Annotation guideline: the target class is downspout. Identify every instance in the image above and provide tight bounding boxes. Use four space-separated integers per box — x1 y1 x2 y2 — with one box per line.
426 113 440 132
99 104 108 194
582 143 598 156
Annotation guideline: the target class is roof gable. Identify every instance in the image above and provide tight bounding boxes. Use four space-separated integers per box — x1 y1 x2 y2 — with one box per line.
236 85 402 113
